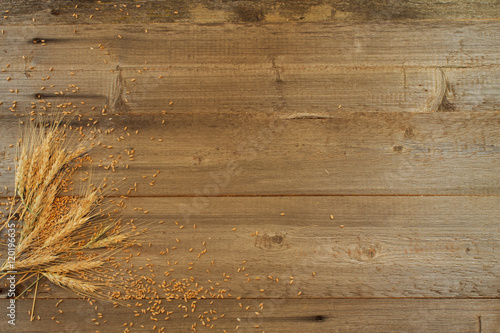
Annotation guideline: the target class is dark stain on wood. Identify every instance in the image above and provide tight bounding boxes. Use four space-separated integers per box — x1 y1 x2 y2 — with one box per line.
2 0 500 25
393 145 403 153
233 6 264 22
31 37 46 44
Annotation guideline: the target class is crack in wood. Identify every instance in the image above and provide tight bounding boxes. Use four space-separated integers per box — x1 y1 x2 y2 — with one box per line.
426 68 456 112
108 65 124 113
426 68 447 113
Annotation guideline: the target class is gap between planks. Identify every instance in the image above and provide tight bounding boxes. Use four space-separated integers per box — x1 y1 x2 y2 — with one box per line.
0 194 499 200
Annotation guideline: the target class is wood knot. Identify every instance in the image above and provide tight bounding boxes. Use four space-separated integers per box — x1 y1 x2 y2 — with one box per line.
192 151 209 165
404 127 414 139
270 235 284 244
347 243 382 262
392 145 403 153
255 233 287 250
234 7 264 22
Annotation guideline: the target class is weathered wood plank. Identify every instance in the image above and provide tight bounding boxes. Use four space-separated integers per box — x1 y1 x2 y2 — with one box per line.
1 22 499 115
1 0 500 25
1 22 498 71
1 1 498 331
2 196 499 299
1 112 498 196
0 298 498 332
1 67 499 115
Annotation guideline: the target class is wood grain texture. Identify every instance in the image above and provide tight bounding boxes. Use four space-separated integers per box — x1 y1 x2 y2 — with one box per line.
1 22 499 115
1 196 499 299
1 22 498 69
0 298 498 332
1 112 498 196
1 0 500 25
1 2 499 331
1 66 500 115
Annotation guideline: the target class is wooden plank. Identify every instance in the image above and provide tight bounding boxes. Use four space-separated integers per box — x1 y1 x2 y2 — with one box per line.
1 1 498 331
2 196 499 299
1 67 499 115
1 22 499 115
1 112 498 196
1 22 499 71
1 0 500 25
0 298 498 332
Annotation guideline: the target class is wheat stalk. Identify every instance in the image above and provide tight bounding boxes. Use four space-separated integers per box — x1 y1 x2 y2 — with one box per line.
0 115 133 304
43 272 98 294
45 259 104 274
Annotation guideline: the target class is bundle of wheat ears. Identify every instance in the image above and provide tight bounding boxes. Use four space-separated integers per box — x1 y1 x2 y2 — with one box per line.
0 116 134 317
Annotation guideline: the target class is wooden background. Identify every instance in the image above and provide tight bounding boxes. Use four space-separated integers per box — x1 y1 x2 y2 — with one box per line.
0 0 499 332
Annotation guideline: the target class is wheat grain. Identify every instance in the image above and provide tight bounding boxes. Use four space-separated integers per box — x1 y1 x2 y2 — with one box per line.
10 254 58 271
43 272 97 294
1 114 132 306
85 234 128 249
45 259 104 273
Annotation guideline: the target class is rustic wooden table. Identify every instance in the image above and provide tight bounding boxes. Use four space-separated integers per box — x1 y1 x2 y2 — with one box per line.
0 1 499 332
